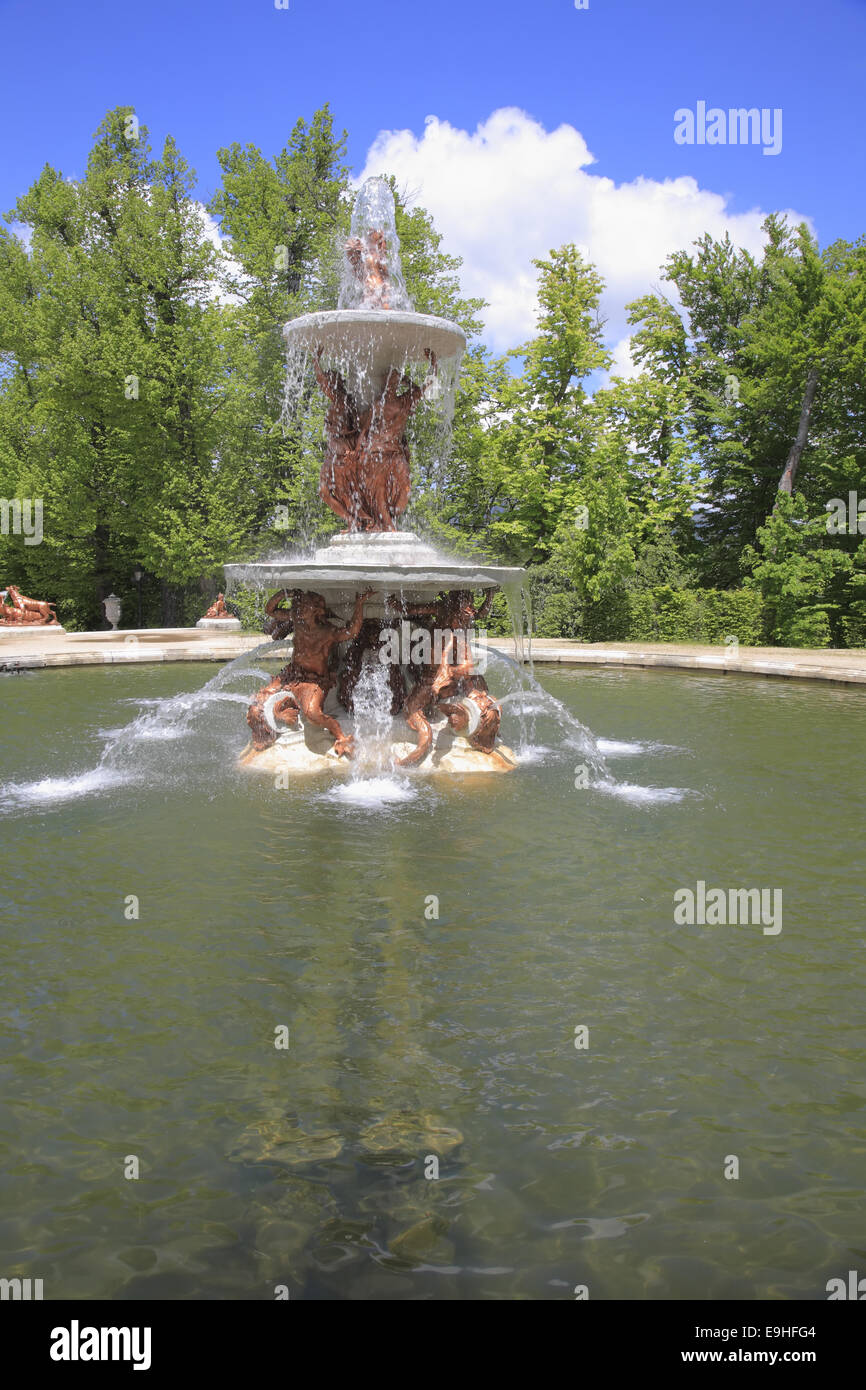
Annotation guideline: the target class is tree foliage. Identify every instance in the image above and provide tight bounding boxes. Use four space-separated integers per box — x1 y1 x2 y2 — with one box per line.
2 109 864 646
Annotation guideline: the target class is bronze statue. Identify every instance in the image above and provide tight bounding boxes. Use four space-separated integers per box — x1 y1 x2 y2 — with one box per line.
246 588 373 757
436 664 502 756
203 592 232 619
396 615 448 767
313 350 375 532
0 584 59 626
394 588 496 766
355 350 438 531
246 674 301 750
263 590 295 641
312 347 437 533
346 228 392 310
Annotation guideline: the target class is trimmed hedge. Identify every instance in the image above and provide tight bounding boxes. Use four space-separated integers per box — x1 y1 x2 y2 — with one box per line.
527 576 766 645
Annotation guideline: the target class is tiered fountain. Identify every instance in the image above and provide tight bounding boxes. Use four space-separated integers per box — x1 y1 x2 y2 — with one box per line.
227 178 525 777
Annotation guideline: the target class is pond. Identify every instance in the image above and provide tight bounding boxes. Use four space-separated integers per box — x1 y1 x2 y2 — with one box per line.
1 657 863 1299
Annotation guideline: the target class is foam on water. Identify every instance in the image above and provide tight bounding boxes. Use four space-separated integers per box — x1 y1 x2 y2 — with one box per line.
0 767 130 811
321 775 418 807
593 778 698 806
516 745 556 766
596 738 688 758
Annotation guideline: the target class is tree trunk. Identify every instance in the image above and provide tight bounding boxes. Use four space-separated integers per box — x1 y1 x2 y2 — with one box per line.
161 579 185 627
778 365 819 496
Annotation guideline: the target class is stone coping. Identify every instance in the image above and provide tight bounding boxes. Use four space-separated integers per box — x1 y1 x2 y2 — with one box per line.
0 627 262 668
494 639 866 686
0 630 864 684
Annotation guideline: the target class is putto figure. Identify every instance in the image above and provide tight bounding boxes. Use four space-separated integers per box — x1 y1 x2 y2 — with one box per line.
313 347 438 533
203 593 231 620
313 349 374 532
436 654 504 759
393 587 496 766
346 228 392 310
246 589 373 758
0 584 59 626
357 350 438 531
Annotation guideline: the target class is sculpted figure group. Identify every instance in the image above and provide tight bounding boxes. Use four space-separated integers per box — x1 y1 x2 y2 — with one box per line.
202 593 232 620
0 585 59 626
246 586 504 767
247 589 373 759
346 229 392 311
314 217 439 533
315 348 437 533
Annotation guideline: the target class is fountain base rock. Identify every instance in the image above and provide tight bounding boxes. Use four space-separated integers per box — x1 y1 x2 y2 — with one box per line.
239 713 517 777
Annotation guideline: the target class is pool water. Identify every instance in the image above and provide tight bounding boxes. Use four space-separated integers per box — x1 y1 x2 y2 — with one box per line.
0 659 863 1300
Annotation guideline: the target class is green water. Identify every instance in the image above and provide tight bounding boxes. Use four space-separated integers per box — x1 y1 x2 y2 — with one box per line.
1 660 864 1300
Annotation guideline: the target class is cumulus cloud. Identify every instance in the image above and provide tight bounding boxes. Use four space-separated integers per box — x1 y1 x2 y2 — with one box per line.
358 108 812 368
195 203 247 307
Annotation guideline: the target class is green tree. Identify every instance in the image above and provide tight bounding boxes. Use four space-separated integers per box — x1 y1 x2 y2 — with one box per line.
0 108 261 626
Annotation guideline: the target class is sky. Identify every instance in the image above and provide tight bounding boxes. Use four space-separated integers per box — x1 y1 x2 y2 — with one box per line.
1 0 864 367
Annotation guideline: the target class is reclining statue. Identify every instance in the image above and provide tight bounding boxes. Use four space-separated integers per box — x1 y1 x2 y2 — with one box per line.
203 593 232 619
0 584 59 626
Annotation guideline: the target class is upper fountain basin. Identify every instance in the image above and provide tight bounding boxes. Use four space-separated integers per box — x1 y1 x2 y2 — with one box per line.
224 533 525 606
283 309 466 403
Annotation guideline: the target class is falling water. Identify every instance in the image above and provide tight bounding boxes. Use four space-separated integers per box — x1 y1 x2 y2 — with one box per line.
338 176 413 312
349 655 396 778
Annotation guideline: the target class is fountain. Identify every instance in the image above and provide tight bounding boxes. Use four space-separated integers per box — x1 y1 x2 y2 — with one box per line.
228 178 525 777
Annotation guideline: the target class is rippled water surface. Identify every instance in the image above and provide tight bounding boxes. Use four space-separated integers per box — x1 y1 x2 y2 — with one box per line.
1 660 864 1299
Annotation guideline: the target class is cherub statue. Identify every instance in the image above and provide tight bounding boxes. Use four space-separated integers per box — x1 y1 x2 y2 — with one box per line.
435 657 503 756
263 590 295 641
394 588 496 766
346 228 392 310
356 349 438 530
246 588 373 758
203 592 231 619
312 348 376 532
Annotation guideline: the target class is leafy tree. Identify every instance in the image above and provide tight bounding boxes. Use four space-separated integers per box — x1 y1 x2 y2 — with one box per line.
0 108 261 626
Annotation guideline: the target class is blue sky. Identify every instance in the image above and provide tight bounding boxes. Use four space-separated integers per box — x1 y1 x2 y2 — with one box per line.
1 0 864 358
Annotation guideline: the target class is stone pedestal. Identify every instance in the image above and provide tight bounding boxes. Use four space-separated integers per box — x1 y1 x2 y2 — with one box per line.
196 617 242 631
239 708 517 778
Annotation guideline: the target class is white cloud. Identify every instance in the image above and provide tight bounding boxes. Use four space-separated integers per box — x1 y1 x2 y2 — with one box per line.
606 335 641 384
195 203 247 306
358 108 813 362
7 222 33 251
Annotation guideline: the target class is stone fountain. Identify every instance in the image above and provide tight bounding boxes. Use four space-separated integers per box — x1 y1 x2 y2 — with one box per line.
227 178 525 776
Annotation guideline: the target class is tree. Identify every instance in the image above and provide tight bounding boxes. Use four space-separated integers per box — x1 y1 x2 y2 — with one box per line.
0 108 262 626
